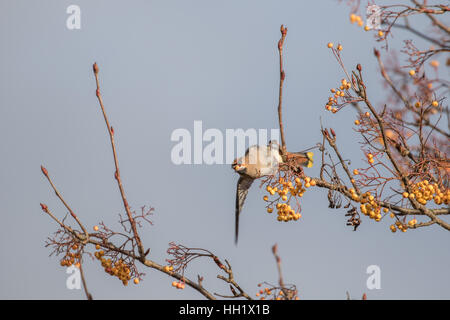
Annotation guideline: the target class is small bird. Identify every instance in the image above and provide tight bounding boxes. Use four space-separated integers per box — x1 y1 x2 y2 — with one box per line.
231 141 313 244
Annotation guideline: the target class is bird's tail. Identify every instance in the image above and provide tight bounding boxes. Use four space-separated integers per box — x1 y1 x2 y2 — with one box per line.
292 151 314 168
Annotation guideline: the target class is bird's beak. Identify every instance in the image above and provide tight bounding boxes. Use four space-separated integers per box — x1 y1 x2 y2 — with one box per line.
232 160 245 172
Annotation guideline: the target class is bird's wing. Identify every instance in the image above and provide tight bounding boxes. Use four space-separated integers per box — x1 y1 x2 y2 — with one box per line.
235 176 254 244
286 151 314 168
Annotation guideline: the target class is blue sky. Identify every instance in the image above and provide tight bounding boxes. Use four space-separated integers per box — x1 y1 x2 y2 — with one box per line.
0 0 448 299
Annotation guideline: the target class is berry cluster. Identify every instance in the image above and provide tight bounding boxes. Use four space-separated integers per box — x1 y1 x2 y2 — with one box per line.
349 13 364 27
359 192 382 222
264 176 315 222
390 220 414 233
172 280 185 290
366 152 375 165
94 246 138 285
349 13 384 35
325 78 352 113
327 42 343 51
402 180 449 206
163 265 174 273
256 283 299 300
355 112 371 123
59 243 81 268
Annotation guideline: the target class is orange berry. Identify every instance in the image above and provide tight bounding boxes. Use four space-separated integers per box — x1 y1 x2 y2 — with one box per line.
93 225 99 231
409 69 416 76
327 42 334 48
354 120 360 125
134 278 140 285
430 60 439 68
431 100 438 107
337 44 343 51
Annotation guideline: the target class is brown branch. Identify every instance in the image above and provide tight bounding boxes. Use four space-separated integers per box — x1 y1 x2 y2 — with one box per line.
93 63 146 258
390 22 446 47
79 261 93 300
356 65 450 231
40 166 88 240
374 49 412 110
313 179 449 216
142 258 217 300
278 25 288 155
322 129 361 195
411 0 450 34
216 259 253 300
272 244 285 289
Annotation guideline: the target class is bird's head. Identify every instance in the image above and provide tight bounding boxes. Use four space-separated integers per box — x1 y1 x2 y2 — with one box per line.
232 159 247 173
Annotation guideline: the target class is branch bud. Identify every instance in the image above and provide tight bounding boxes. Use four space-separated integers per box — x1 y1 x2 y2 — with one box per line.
373 48 380 58
40 203 48 212
41 165 48 177
357 63 362 72
93 62 99 75
272 243 278 255
330 128 336 137
213 256 225 270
